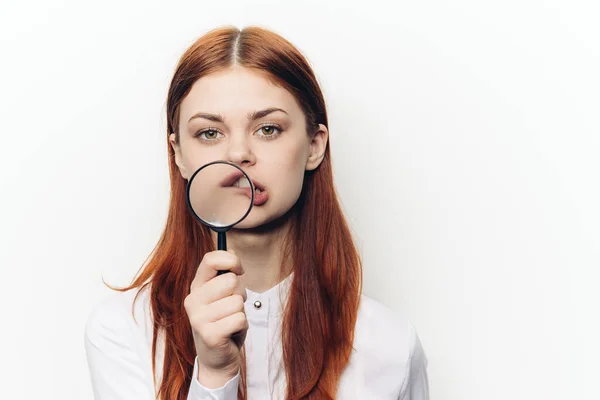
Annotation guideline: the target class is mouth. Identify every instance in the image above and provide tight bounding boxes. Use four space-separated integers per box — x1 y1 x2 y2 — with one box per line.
220 171 265 194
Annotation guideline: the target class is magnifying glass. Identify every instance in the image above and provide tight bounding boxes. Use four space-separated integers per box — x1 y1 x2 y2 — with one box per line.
185 160 254 275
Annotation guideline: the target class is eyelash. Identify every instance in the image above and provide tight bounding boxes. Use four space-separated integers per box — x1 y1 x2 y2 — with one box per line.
194 123 283 143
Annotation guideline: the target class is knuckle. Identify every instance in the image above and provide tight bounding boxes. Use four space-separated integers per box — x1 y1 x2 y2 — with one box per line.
187 306 207 329
190 273 206 294
183 294 193 312
188 314 201 329
200 252 216 269
203 251 217 262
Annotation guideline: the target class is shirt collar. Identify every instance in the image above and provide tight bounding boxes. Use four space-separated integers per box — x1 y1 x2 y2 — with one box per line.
245 271 294 317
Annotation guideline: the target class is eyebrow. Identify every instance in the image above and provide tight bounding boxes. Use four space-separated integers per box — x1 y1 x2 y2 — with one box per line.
187 107 288 124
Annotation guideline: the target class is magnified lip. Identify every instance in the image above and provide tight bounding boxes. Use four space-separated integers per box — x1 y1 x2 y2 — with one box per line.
220 170 245 187
219 170 265 191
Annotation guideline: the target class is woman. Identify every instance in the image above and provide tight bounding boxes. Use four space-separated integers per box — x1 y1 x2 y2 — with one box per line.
84 25 429 400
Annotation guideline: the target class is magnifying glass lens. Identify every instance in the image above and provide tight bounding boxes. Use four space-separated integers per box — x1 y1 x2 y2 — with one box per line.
187 162 254 229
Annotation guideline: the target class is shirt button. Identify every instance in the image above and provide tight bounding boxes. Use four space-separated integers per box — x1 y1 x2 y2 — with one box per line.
253 300 262 309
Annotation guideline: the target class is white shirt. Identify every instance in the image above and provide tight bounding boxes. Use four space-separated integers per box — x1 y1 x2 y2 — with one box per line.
84 273 429 399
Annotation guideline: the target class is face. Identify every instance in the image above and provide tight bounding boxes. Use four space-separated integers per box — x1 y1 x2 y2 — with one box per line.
170 66 328 229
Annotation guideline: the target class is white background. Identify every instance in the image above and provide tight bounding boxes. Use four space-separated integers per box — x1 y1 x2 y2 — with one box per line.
1 0 598 399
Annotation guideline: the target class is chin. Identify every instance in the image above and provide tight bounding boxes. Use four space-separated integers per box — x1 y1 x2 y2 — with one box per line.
232 204 293 232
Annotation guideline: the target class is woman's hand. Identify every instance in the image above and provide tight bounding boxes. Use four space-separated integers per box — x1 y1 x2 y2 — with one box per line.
184 250 248 388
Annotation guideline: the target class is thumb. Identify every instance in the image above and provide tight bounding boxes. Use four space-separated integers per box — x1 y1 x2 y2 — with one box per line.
227 248 244 275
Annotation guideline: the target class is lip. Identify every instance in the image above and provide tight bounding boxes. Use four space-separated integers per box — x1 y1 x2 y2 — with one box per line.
220 170 246 188
251 188 268 206
219 171 268 205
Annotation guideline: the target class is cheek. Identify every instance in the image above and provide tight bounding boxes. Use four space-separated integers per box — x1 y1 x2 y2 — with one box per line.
181 144 222 173
267 140 309 198
264 138 308 174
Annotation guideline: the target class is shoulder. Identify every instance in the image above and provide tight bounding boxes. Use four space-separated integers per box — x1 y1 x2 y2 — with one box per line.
354 294 428 371
351 295 430 399
84 284 153 347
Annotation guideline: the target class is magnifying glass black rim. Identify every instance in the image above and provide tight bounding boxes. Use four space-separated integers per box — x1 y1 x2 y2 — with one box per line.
185 160 255 232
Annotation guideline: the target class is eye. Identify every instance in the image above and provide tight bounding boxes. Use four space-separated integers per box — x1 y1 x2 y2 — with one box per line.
256 124 282 139
195 128 224 142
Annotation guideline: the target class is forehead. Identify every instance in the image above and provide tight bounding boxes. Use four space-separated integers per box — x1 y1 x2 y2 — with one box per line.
179 66 303 123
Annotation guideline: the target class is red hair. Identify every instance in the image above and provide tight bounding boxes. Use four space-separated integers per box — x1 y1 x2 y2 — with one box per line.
109 25 362 399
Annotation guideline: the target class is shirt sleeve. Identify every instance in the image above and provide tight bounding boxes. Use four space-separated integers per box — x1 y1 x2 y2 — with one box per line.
186 355 240 400
84 295 156 399
84 293 241 400
398 321 430 400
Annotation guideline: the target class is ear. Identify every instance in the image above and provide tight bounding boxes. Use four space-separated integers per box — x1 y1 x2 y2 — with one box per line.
305 123 329 171
169 133 189 180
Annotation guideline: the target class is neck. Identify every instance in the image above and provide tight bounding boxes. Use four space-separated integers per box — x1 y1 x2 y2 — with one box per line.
215 216 294 293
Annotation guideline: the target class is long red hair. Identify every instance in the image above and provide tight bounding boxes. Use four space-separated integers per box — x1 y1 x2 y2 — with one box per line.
109 25 362 399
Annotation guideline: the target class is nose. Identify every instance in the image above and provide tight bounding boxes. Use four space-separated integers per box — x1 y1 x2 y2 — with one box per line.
224 133 255 167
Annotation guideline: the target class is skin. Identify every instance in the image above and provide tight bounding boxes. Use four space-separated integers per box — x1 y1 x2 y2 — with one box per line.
169 65 328 387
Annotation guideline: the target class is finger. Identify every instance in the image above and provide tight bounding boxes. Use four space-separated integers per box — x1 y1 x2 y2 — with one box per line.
186 273 246 312
195 271 241 305
203 294 246 323
191 251 244 291
209 311 248 339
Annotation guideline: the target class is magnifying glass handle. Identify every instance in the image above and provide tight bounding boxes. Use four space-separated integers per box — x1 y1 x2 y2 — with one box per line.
218 231 227 251
217 231 227 276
